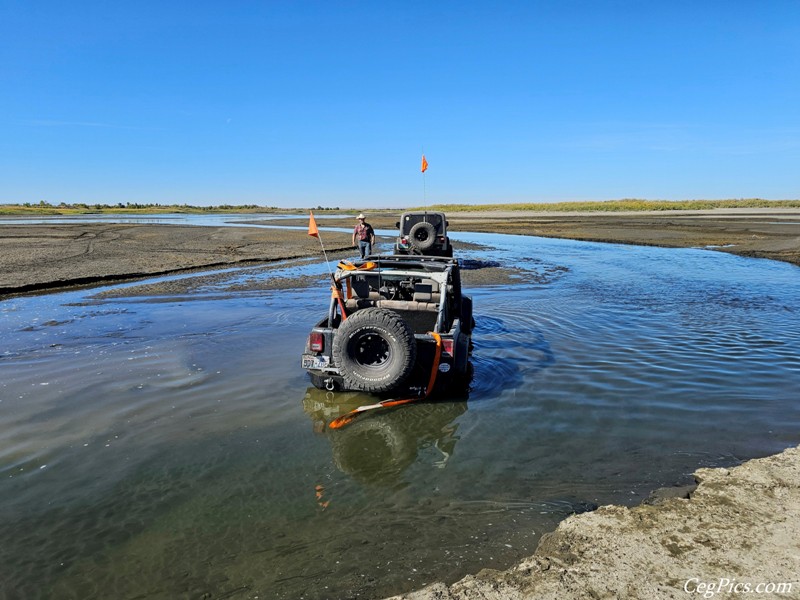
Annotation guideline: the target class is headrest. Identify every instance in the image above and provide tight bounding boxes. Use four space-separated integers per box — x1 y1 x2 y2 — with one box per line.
413 282 434 303
351 278 371 298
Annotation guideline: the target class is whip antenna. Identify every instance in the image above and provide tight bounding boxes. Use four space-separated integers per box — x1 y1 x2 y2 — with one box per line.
421 151 428 203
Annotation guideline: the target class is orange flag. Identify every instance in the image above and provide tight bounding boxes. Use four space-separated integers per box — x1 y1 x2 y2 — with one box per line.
421 154 428 172
308 212 319 238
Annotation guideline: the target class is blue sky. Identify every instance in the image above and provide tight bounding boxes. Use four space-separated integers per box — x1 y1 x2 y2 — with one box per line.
1 1 798 208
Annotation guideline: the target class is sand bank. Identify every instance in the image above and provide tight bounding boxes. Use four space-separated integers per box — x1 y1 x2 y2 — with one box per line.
0 223 352 298
0 223 524 298
387 445 800 600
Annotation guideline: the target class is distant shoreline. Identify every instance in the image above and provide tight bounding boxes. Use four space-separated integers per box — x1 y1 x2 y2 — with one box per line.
2 198 800 217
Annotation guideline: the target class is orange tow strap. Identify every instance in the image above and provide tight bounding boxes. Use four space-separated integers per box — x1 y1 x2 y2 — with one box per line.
331 285 347 321
337 260 377 271
328 332 442 429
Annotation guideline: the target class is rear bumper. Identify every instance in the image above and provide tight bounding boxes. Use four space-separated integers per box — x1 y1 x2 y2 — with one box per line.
303 335 468 394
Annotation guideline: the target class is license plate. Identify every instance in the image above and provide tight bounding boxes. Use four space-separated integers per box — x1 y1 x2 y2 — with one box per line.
302 355 330 369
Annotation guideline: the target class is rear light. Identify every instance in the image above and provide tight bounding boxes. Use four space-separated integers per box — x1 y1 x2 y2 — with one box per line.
309 332 324 353
441 339 455 356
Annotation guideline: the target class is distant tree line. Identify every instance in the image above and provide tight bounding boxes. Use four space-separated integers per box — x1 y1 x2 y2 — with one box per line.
5 201 342 212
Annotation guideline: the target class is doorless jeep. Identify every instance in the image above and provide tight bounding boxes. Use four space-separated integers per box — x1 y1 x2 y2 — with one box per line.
302 255 473 395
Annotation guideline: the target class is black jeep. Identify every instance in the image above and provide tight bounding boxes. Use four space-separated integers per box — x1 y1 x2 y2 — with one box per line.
301 255 473 395
395 211 453 257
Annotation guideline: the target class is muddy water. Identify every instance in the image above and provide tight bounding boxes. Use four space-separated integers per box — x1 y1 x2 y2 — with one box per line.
2 233 799 599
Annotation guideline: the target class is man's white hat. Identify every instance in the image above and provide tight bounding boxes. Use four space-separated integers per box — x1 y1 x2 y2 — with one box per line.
357 213 365 219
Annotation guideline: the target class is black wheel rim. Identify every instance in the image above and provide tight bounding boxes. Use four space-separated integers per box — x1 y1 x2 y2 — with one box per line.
352 332 391 368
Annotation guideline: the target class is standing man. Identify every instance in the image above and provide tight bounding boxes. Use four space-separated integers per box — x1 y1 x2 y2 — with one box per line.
352 213 376 259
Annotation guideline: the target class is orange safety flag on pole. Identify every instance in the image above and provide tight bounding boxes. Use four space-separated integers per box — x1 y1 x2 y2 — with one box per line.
308 211 319 237
421 154 428 172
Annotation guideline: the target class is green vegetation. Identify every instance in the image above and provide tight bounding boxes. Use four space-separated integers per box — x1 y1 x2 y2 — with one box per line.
422 198 800 212
2 199 799 216
420 199 800 212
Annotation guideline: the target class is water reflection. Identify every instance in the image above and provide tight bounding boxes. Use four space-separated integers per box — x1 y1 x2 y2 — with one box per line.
303 388 467 485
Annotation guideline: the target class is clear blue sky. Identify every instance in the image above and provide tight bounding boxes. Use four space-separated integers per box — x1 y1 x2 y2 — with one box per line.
1 1 798 208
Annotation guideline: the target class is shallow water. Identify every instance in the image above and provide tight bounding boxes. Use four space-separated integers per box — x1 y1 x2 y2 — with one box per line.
2 231 800 599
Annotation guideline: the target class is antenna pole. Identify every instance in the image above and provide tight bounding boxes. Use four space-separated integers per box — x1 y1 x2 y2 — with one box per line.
316 234 335 281
421 148 428 203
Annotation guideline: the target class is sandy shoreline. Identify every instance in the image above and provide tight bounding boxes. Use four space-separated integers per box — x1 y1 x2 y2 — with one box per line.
388 445 800 600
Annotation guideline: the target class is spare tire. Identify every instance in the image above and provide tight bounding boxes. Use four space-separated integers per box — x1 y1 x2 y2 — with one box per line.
408 221 437 252
332 307 417 393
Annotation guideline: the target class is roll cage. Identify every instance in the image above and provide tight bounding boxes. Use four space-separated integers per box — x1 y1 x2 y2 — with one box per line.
331 256 463 335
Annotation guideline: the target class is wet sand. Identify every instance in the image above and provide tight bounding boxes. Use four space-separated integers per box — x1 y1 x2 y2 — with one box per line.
1 209 798 299
0 223 353 298
0 223 528 298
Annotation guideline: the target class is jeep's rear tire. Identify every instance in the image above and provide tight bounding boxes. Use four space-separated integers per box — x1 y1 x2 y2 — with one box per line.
333 308 417 393
451 361 474 395
461 297 474 334
408 222 437 252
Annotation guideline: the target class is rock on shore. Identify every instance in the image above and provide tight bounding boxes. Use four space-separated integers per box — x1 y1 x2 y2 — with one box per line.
387 445 800 600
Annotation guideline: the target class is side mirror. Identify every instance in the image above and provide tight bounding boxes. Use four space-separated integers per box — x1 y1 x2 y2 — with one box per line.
445 220 449 227
395 221 400 228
